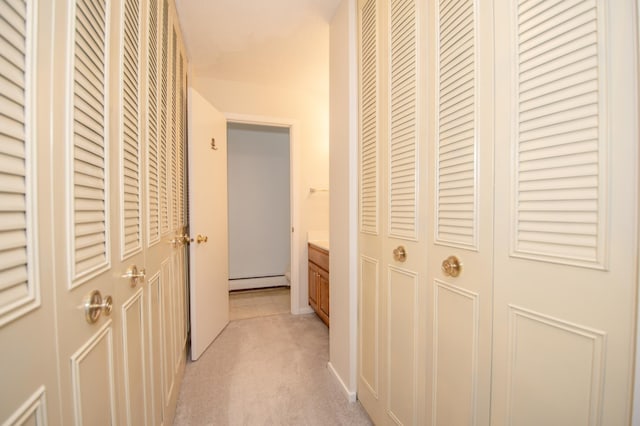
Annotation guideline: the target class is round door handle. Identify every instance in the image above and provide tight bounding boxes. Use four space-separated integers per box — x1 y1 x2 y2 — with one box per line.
441 256 461 277
122 265 146 287
84 290 113 324
196 234 208 244
393 246 407 262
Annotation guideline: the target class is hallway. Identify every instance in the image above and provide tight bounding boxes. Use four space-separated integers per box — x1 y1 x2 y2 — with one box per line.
173 310 371 425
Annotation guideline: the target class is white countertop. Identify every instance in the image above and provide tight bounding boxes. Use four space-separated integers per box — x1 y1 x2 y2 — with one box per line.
309 240 330 251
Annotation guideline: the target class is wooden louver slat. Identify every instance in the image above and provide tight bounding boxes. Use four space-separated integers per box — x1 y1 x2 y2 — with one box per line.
170 28 178 230
359 0 378 235
389 0 417 240
121 0 142 258
0 0 36 321
147 0 160 245
436 0 477 248
159 0 169 235
514 0 604 266
71 0 109 282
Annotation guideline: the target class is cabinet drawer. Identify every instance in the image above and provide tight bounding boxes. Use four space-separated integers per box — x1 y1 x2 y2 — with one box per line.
308 243 329 271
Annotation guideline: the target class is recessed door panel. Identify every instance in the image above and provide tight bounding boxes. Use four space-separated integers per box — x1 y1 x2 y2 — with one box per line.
506 306 605 425
121 289 147 426
146 272 164 426
70 323 116 426
359 255 379 397
387 266 417 425
432 281 479 426
161 257 174 402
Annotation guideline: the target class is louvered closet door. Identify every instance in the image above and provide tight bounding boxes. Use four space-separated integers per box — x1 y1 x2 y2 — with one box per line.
424 0 494 424
357 0 428 424
143 0 190 423
357 0 385 422
491 1 638 424
381 0 428 424
49 0 123 424
111 0 150 424
0 0 62 424
142 0 168 425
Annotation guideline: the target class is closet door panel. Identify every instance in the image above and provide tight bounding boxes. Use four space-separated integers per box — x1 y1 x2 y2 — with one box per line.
492 1 638 424
357 0 386 423
426 0 494 424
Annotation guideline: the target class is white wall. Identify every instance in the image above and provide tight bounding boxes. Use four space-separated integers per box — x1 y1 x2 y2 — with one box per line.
227 123 291 281
328 0 358 401
191 59 330 312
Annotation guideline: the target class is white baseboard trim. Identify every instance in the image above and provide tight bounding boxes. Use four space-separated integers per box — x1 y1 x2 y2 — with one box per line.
228 276 289 291
296 306 314 315
327 361 357 402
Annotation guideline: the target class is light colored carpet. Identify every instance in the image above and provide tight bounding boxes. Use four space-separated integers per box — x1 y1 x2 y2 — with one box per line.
173 313 372 426
229 287 291 321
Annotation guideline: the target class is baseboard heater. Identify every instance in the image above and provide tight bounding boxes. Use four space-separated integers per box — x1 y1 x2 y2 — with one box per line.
228 274 289 291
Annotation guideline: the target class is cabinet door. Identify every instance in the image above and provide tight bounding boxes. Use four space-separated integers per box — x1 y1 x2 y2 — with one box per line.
308 262 318 311
317 267 330 326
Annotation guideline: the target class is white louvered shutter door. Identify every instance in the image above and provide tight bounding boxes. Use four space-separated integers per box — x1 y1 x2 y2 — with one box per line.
178 53 185 227
356 0 386 423
388 0 417 241
0 0 39 325
70 0 110 285
359 0 378 236
385 0 428 425
121 0 142 258
0 2 70 424
426 0 494 424
436 0 477 248
170 28 177 231
146 0 160 246
159 0 169 235
513 0 604 267
492 1 639 424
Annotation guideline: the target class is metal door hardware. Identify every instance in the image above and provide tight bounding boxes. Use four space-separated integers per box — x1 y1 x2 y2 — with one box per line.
122 265 146 287
441 255 461 277
84 290 113 324
393 246 407 262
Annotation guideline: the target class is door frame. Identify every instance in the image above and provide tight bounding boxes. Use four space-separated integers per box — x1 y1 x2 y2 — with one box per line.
632 1 640 422
224 113 302 314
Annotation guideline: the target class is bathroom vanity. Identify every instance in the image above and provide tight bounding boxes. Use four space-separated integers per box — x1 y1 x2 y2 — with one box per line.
308 242 329 326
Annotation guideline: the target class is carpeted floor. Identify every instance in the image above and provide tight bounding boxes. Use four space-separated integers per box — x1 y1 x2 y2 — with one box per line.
173 313 372 425
229 287 291 321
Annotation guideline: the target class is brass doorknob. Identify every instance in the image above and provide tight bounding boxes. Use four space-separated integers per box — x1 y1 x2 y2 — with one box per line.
84 290 113 324
441 256 461 277
122 265 146 286
393 246 407 262
196 234 208 244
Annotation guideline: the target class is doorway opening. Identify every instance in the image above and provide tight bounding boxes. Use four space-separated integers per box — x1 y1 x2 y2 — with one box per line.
226 122 293 320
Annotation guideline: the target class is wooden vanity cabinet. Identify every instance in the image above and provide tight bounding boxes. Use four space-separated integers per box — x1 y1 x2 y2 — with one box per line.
308 243 329 326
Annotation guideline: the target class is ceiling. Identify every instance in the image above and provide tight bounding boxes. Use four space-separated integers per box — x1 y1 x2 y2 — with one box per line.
174 0 342 90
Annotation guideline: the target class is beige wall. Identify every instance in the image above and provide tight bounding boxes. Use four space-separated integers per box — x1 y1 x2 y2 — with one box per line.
191 73 330 312
328 0 358 399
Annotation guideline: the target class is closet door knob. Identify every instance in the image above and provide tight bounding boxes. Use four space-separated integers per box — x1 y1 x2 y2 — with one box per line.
441 256 461 277
393 246 407 262
122 265 146 286
84 290 113 324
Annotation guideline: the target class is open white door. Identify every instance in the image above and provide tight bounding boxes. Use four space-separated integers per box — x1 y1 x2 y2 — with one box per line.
187 87 229 360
